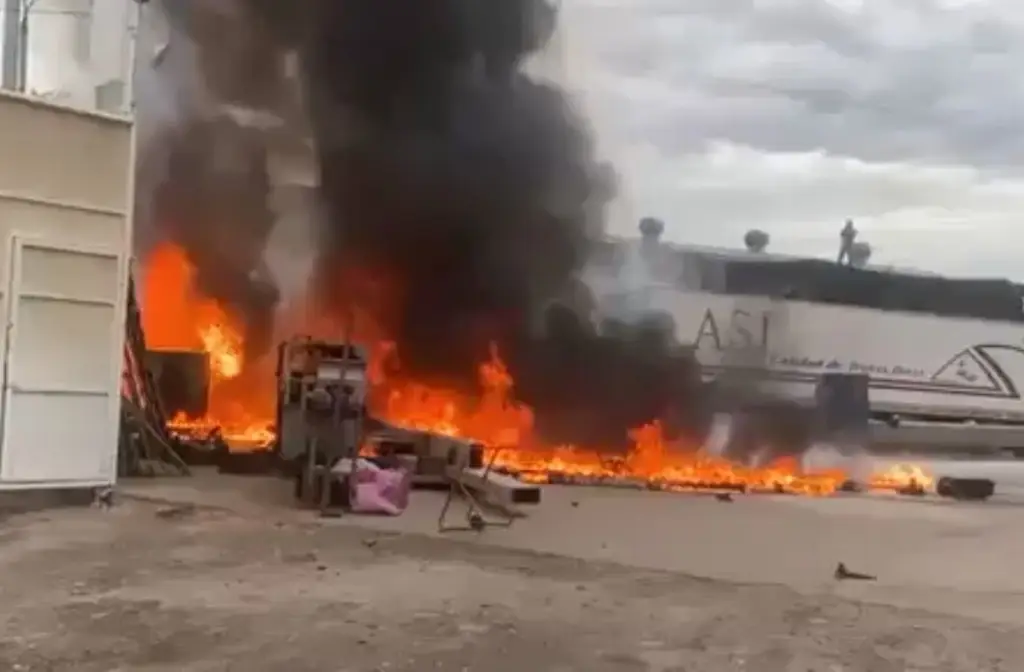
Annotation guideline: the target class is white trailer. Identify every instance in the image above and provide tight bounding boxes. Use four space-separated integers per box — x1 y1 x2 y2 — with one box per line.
643 285 1024 452
0 91 132 489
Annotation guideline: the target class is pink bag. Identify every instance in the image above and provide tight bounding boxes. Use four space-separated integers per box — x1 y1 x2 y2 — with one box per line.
350 467 412 515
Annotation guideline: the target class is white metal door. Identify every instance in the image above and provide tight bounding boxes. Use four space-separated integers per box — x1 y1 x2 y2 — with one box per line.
0 236 124 487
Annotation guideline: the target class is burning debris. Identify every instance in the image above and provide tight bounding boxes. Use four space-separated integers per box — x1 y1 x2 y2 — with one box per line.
132 0 948 501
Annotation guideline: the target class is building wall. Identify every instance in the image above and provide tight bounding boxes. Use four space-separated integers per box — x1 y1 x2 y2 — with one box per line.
0 90 129 253
0 90 132 486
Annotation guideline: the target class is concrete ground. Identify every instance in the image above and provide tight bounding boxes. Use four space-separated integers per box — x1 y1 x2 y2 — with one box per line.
1 471 1022 671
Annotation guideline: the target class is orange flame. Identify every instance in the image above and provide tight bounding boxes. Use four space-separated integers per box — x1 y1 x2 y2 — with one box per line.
868 462 935 492
199 324 243 380
138 241 931 495
140 244 274 448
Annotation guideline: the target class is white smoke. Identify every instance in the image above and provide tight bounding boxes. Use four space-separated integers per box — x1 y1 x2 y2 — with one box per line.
703 413 733 456
801 441 875 481
583 239 661 325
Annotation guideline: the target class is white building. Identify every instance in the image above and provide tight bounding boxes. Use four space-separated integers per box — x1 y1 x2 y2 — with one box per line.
1 0 137 113
0 2 134 488
0 91 132 489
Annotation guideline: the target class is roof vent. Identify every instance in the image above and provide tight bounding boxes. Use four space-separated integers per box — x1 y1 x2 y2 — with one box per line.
639 216 664 241
848 241 872 268
743 228 769 253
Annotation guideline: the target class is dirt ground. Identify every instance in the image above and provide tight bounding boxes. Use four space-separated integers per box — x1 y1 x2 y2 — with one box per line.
0 478 1021 671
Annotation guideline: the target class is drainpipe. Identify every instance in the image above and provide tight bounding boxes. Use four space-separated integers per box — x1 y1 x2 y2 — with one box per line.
15 0 29 91
1 0 20 90
13 0 40 92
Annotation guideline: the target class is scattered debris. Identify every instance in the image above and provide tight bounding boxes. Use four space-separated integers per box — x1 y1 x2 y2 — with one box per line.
714 492 734 503
281 551 318 564
92 488 114 509
542 471 751 494
896 482 926 497
155 503 197 520
834 562 876 581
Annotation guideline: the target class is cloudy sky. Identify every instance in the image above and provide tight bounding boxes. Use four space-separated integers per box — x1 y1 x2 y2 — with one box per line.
560 0 1024 278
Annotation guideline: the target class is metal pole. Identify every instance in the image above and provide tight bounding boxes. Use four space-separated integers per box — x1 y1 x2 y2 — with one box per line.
14 0 41 93
16 5 27 92
123 0 141 114
1 0 20 90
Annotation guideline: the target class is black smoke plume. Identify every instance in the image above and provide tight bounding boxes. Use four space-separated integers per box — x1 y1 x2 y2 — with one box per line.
136 0 293 359
146 0 710 450
149 118 280 357
289 0 708 449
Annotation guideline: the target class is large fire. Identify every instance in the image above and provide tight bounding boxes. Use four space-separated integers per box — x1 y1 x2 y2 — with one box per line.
140 242 932 496
140 244 275 447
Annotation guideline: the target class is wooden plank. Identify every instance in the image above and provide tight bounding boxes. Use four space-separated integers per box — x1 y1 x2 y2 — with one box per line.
366 429 483 478
448 466 542 509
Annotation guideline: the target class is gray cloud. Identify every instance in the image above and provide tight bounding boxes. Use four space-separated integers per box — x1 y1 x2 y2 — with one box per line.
574 0 1024 167
563 0 1024 277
